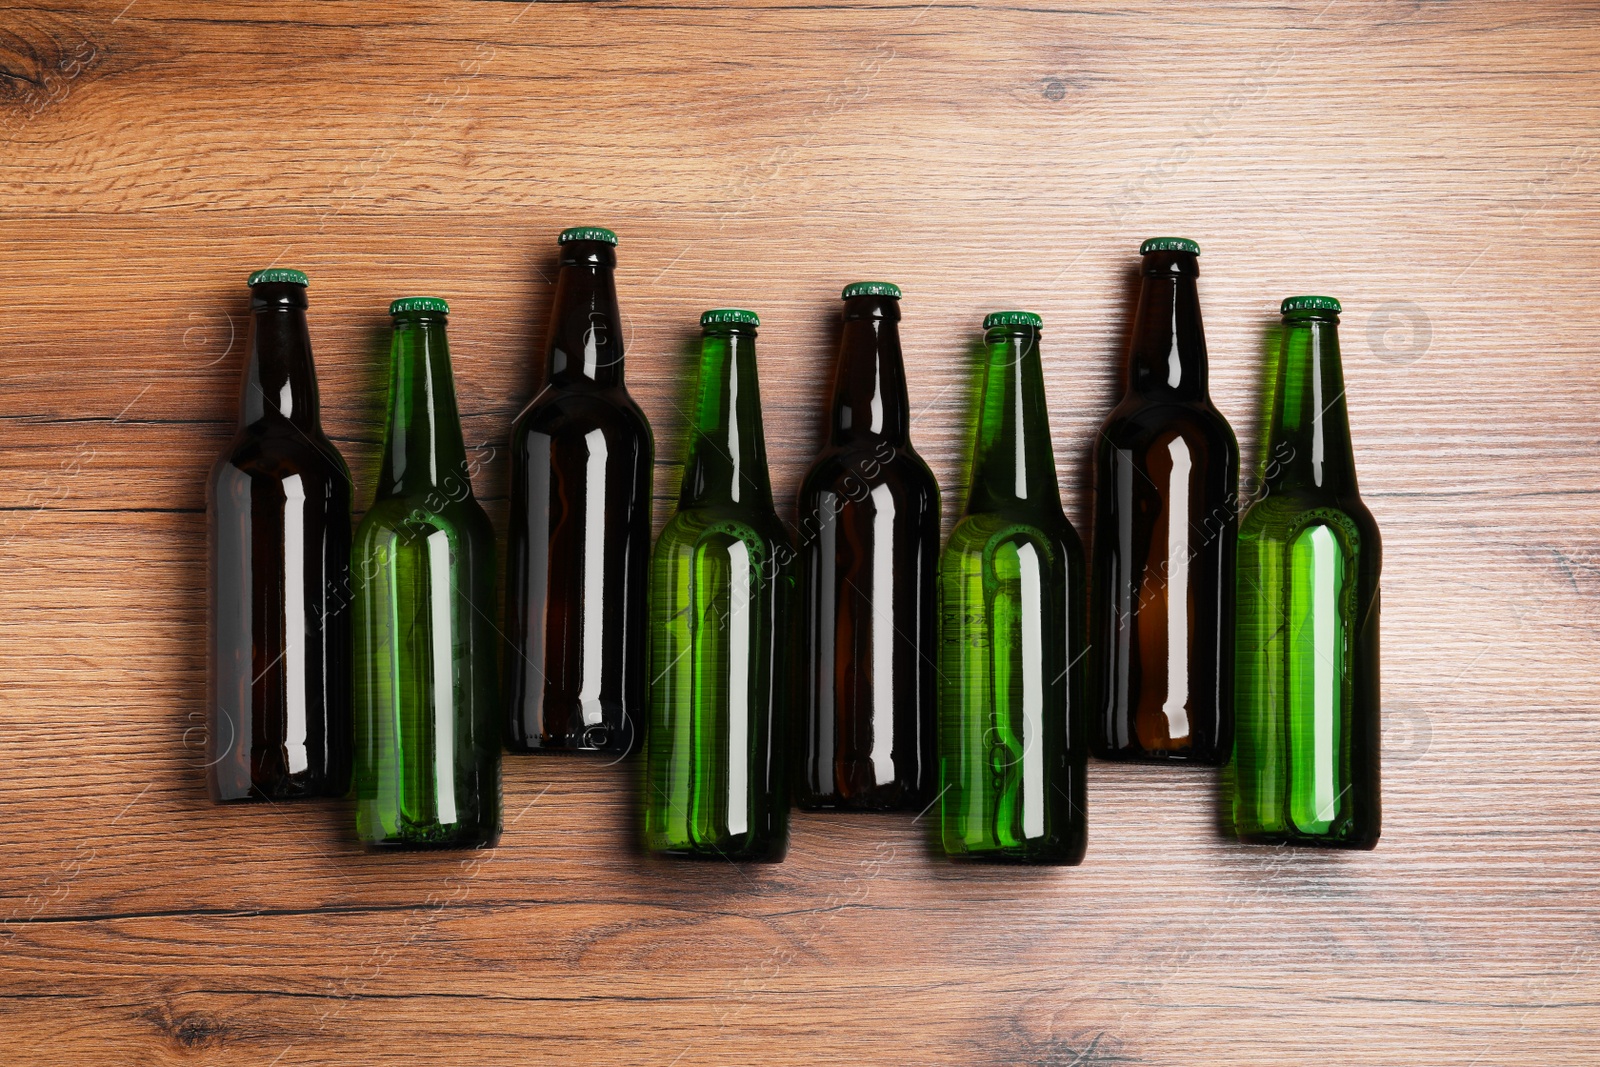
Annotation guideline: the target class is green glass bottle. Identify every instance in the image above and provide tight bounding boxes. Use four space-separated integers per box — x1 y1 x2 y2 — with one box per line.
937 312 1086 865
643 309 793 862
352 298 501 849
1231 296 1381 849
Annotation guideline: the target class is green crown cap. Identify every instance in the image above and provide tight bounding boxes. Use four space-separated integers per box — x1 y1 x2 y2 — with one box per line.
983 310 1043 330
1139 237 1200 255
389 296 450 316
248 268 308 287
841 281 902 300
559 227 618 245
1280 294 1342 315
700 308 760 328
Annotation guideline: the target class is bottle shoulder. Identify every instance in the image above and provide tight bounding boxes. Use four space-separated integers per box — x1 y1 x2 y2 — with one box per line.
1239 488 1380 553
799 442 939 501
946 505 1082 559
211 423 351 489
513 386 653 442
1099 397 1239 454
658 504 792 553
355 490 494 545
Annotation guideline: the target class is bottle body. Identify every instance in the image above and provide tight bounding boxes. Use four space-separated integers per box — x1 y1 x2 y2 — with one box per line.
1091 240 1239 764
1232 493 1380 847
938 511 1086 862
1092 405 1237 762
643 312 792 861
644 506 793 860
797 285 940 811
797 447 939 809
504 390 653 754
353 301 500 849
1231 298 1381 849
352 496 501 848
505 232 654 755
937 315 1086 864
207 275 352 802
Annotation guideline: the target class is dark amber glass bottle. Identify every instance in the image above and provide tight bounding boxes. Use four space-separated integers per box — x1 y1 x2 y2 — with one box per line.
1089 238 1240 764
504 227 654 755
207 268 352 802
796 282 940 811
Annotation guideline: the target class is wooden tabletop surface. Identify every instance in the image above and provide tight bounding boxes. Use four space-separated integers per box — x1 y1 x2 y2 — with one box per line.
4 1 1598 1063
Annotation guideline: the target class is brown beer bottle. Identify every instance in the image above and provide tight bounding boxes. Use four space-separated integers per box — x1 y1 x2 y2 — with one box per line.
207 269 353 801
796 282 941 810
504 228 654 755
1089 238 1239 764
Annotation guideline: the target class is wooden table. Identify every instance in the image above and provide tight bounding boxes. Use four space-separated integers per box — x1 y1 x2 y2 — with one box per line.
4 2 1597 1063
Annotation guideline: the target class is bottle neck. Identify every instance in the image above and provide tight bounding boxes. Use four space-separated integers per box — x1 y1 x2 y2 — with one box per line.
681 327 773 511
1126 251 1209 401
543 241 625 388
966 327 1061 515
376 315 470 498
239 285 321 430
829 296 909 446
1263 315 1359 497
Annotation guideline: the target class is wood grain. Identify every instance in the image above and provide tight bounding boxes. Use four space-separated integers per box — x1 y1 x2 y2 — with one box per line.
3 0 1599 1063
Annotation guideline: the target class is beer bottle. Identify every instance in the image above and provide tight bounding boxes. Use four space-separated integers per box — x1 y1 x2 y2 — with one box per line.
1232 296 1381 849
643 310 793 862
1090 238 1240 764
796 282 940 811
937 312 1086 864
352 298 500 849
505 227 654 755
207 268 352 802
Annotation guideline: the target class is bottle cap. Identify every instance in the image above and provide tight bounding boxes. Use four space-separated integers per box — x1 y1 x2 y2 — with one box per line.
841 281 902 300
1139 237 1200 255
559 227 618 245
1280 295 1341 314
983 311 1043 330
389 296 450 316
700 308 759 327
248 268 308 287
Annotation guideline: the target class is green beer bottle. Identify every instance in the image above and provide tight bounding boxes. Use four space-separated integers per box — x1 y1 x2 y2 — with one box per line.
352 298 501 849
937 312 1086 864
643 309 793 862
1231 296 1381 849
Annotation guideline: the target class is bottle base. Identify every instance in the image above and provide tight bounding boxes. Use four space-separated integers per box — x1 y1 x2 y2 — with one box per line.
943 848 1085 867
357 817 501 851
1090 744 1225 767
1234 830 1378 852
505 710 639 757
644 836 788 863
361 832 501 852
795 790 931 813
208 776 349 804
505 737 636 757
